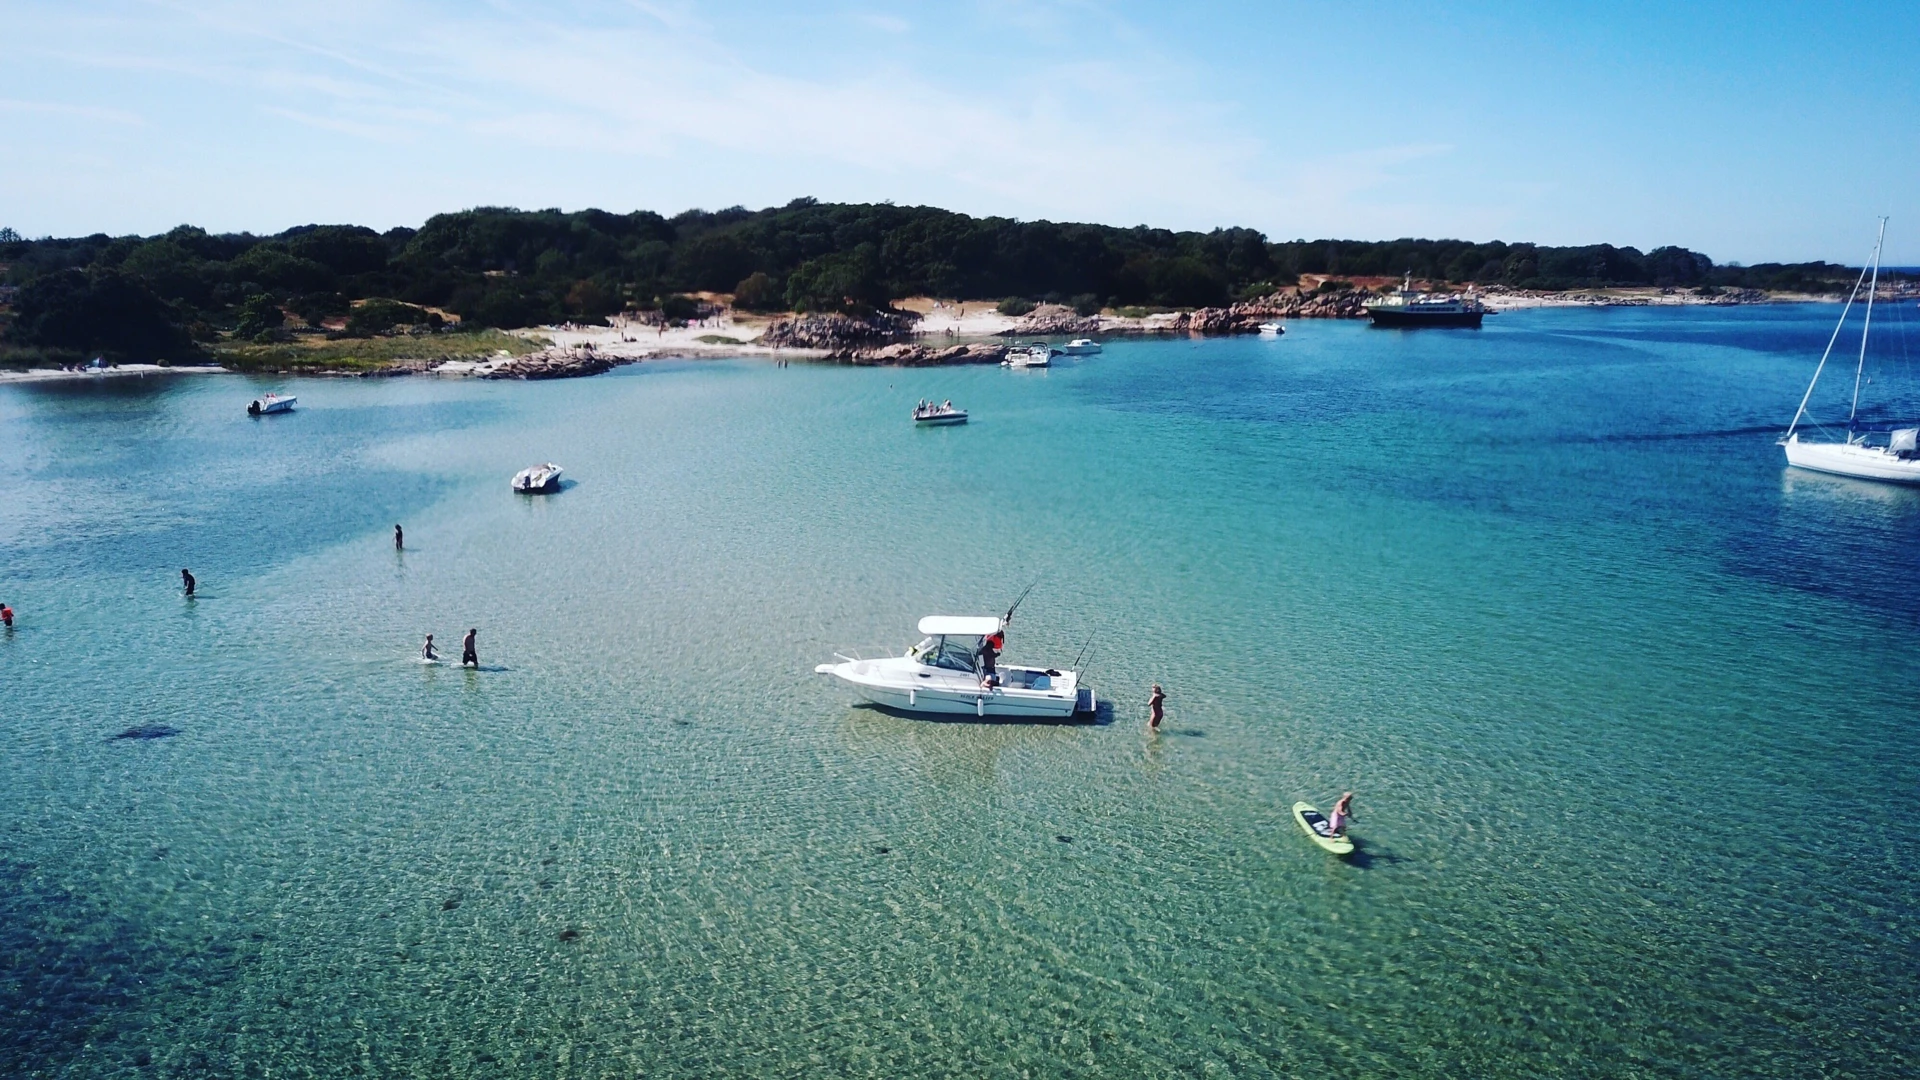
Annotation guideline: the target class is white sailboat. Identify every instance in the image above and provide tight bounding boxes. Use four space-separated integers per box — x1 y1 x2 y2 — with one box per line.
1781 218 1920 484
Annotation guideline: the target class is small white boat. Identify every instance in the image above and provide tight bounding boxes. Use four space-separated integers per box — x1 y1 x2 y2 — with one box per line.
1059 338 1103 355
1257 322 1285 336
1781 218 1920 485
1002 344 1053 368
913 401 968 425
246 392 296 416
511 462 564 493
815 615 1093 719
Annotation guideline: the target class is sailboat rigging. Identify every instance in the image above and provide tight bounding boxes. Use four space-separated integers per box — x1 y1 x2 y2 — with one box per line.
1781 217 1920 484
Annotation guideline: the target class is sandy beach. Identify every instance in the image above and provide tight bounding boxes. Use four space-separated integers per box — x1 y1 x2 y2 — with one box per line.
0 363 228 385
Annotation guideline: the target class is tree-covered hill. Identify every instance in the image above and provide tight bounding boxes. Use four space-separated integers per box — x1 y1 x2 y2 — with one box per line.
0 202 1870 363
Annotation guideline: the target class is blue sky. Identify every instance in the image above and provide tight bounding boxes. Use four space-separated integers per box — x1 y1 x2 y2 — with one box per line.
5 0 1918 263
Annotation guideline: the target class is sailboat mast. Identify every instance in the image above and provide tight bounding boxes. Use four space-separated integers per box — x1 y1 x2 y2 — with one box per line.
1784 252 1875 441
1847 216 1888 429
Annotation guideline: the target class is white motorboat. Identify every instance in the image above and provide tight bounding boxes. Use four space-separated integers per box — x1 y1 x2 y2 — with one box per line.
913 401 968 425
246 392 296 416
1059 338 1103 355
511 462 564 493
815 615 1093 719
1781 218 1920 484
1257 321 1285 336
1002 344 1053 368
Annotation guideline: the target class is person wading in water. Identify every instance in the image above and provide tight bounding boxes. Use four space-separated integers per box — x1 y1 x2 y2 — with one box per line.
1148 684 1165 731
421 634 438 661
395 524 404 550
461 628 479 668
181 569 196 598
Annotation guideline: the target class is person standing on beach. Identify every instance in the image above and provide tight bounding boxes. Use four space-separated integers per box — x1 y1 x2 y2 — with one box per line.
394 524 404 550
181 569 195 597
461 628 478 668
1148 684 1165 731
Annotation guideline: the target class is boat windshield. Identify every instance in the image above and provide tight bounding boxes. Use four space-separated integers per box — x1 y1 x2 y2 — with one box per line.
913 635 979 673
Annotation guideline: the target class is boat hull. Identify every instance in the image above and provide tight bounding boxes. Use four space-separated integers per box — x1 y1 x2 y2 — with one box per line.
1783 438 1920 484
915 413 968 426
1365 309 1484 328
816 659 1084 719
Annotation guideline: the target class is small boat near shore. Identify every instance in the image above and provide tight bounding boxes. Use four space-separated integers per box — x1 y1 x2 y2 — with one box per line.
815 615 1093 719
1782 218 1920 484
1364 273 1487 328
1257 321 1285 336
914 401 968 425
1002 344 1053 368
246 392 296 416
1059 339 1102 355
511 463 564 493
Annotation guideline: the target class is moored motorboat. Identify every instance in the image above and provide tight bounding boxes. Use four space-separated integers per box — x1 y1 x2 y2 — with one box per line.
815 615 1093 719
246 392 296 416
1781 218 1920 485
511 462 564 493
1257 321 1285 336
914 400 968 425
1364 272 1487 328
1059 338 1103 355
1002 344 1053 368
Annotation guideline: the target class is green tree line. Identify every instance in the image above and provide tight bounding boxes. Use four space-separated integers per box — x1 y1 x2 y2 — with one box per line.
0 199 1875 361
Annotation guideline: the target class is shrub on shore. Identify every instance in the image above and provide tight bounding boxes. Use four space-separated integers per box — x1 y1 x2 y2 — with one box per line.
996 297 1036 317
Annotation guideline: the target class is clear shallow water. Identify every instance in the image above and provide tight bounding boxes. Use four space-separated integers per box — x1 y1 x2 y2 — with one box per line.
3 307 1918 1078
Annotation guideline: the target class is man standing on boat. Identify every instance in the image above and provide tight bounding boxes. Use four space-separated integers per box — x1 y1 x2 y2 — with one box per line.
977 630 1000 687
461 628 478 668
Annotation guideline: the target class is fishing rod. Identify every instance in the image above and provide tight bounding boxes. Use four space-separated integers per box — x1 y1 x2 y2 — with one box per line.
1002 578 1039 626
1070 630 1096 671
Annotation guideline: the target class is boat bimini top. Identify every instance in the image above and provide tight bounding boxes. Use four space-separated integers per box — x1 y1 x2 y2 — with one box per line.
916 615 1003 636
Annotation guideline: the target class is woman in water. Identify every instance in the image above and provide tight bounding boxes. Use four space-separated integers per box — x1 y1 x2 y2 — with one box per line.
421 634 438 661
1148 684 1165 731
1327 792 1354 837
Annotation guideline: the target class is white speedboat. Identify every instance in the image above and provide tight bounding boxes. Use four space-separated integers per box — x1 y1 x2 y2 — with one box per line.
511 462 564 493
1257 321 1285 336
1002 344 1053 368
1059 338 1103 355
815 615 1093 719
913 401 968 425
246 392 296 416
1781 218 1920 484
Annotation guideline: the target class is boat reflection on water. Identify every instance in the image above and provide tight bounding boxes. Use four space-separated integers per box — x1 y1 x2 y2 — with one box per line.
1781 466 1920 510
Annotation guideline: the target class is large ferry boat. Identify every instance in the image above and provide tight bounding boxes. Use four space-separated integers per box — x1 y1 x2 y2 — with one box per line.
1364 273 1488 328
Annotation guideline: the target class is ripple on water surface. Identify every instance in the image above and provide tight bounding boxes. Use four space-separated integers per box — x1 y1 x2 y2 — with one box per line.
2 315 1918 1077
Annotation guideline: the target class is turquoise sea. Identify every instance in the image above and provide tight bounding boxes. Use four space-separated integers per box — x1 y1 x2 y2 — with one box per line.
3 306 1918 1078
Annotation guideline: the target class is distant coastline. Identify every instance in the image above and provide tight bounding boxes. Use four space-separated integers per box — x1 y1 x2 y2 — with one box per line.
6 200 1909 376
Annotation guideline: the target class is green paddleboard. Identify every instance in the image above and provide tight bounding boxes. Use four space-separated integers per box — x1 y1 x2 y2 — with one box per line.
1293 801 1354 855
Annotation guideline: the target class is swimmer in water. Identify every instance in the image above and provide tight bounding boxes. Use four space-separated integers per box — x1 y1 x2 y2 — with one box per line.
181 568 195 597
421 634 438 661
